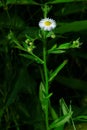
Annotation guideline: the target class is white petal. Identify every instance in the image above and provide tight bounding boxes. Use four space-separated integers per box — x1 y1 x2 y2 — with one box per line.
39 18 56 31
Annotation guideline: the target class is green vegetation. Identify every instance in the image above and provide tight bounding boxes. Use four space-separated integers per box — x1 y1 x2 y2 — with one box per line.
0 0 87 130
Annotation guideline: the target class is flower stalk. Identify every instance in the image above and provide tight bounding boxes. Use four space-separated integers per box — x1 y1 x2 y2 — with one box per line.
41 29 49 130
43 39 49 130
39 17 56 130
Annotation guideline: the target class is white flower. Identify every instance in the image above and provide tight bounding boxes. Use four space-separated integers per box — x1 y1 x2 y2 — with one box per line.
39 18 56 31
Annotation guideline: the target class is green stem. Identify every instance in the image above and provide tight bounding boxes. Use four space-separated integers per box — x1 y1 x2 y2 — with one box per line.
43 37 49 130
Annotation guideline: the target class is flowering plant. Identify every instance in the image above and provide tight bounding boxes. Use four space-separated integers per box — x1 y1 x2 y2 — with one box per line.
7 4 81 130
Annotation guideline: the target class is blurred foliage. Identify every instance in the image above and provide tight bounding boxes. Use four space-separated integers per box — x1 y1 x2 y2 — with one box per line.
0 0 87 129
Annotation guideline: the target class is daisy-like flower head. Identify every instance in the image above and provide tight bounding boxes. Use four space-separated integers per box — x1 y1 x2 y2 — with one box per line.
39 18 56 31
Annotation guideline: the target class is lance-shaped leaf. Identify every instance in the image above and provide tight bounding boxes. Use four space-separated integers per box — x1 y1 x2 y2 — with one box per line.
56 75 87 92
60 98 70 116
6 0 38 5
55 20 87 34
60 98 77 130
48 44 65 54
39 82 47 112
39 82 52 112
49 105 64 130
74 115 87 121
20 53 44 64
49 60 68 82
58 43 72 50
47 0 87 4
49 111 73 129
48 39 81 54
49 105 58 120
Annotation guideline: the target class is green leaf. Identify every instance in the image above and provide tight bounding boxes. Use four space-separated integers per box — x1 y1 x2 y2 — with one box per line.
0 1 3 7
48 44 57 52
6 68 36 107
58 43 71 50
47 0 87 4
55 20 87 34
59 98 73 130
61 3 87 16
60 98 70 116
49 105 58 120
20 53 44 64
8 31 23 48
39 82 46 112
49 60 68 82
0 13 25 29
74 115 87 121
6 0 38 5
39 82 45 102
39 82 52 112
56 75 87 92
48 40 80 54
48 49 65 54
49 111 73 129
49 103 64 130
48 44 65 54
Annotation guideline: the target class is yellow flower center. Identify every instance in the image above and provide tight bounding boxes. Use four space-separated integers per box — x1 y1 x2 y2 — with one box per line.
44 21 52 26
